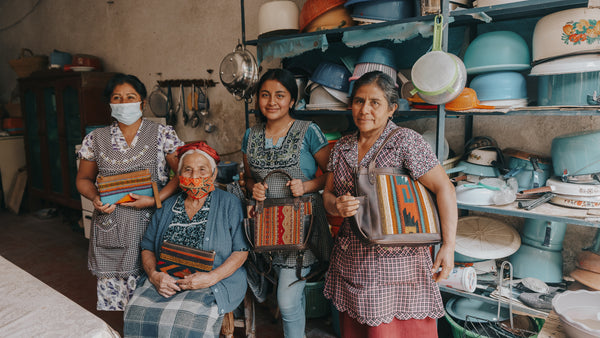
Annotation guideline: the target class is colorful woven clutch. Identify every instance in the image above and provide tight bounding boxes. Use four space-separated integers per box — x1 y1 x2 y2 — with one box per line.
96 169 161 207
157 241 215 278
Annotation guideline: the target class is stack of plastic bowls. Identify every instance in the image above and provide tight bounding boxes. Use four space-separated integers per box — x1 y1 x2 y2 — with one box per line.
306 62 351 110
349 46 397 96
344 0 415 24
464 31 530 108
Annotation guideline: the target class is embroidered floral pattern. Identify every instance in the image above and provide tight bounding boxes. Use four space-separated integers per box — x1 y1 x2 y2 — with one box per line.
562 19 600 45
163 193 211 248
96 275 139 311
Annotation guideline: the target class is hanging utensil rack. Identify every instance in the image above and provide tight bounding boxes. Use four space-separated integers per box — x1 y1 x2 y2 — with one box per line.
157 79 217 88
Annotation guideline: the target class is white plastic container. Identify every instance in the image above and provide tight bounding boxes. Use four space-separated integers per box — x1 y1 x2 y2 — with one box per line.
439 266 477 292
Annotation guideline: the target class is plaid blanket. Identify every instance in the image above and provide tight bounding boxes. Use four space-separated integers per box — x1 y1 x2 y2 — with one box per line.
124 279 223 337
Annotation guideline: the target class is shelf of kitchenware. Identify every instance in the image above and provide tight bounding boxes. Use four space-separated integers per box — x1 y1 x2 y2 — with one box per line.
241 0 596 326
439 284 549 318
243 0 600 226
245 0 594 120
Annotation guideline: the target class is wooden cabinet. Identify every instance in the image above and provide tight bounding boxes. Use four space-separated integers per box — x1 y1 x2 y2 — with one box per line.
19 71 115 210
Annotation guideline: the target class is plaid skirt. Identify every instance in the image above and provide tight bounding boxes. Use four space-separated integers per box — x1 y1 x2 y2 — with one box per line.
124 279 224 337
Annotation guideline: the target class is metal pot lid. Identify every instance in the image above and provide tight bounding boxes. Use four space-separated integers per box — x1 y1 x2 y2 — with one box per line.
547 177 600 196
455 216 521 260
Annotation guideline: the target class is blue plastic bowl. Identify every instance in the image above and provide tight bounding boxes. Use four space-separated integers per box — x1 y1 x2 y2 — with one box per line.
463 31 530 75
469 71 527 101
357 46 397 69
310 62 351 92
349 0 414 22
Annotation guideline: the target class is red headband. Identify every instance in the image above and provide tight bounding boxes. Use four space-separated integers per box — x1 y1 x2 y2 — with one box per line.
176 141 220 163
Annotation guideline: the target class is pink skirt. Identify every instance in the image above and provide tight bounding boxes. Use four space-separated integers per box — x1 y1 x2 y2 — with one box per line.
340 311 438 338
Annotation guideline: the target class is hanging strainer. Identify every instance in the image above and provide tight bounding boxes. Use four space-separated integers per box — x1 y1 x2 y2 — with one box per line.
148 84 168 117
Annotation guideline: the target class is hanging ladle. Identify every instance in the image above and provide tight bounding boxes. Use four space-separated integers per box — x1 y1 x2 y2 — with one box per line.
189 83 201 128
180 83 189 126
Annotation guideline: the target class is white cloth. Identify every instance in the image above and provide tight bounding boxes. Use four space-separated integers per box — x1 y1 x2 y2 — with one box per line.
0 255 119 337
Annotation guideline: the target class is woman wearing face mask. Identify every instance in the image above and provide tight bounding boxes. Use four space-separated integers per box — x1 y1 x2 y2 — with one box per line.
76 73 184 314
123 141 248 337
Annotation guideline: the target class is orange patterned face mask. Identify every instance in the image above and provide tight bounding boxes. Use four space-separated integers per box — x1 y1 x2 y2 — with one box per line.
179 176 215 200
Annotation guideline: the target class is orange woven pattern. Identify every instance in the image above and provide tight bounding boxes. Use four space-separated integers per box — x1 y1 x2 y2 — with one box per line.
376 174 438 235
255 202 311 247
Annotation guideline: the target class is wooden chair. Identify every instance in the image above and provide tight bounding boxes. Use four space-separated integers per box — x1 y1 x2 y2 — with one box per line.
220 291 255 338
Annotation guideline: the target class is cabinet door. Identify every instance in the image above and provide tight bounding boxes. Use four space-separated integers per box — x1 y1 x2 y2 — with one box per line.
61 85 82 200
22 89 43 191
42 86 63 195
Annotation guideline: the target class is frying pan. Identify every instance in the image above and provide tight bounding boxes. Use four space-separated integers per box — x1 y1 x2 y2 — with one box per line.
148 85 168 117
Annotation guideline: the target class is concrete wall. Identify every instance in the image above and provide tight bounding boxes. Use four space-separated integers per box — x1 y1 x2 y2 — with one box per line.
1 0 597 275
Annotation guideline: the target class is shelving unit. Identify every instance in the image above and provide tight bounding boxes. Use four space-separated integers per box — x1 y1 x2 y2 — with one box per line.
240 0 598 328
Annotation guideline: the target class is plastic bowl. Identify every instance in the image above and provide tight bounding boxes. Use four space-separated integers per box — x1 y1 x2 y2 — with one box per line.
449 160 500 177
349 63 398 84
302 5 354 33
299 0 346 32
470 71 527 101
310 62 351 92
455 184 497 206
553 290 600 338
446 297 510 323
348 0 415 23
356 46 397 69
463 31 530 75
258 1 299 38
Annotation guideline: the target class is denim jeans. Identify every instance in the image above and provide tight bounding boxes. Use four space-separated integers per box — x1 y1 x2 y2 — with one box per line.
275 266 310 338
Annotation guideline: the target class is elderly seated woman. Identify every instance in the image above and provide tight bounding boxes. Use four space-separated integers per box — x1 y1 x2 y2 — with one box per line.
124 141 249 338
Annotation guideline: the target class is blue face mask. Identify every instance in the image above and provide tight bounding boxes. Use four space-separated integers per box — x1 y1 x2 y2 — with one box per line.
110 102 143 125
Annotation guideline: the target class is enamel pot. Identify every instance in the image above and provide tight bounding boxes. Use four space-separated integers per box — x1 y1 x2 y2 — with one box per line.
410 15 467 105
551 129 600 177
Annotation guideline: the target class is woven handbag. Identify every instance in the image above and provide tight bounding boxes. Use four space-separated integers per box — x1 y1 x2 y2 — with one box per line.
244 170 314 252
157 241 216 278
96 169 161 207
350 128 442 247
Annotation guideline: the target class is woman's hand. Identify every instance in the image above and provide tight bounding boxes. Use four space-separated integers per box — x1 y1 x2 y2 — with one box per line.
431 242 455 282
177 272 218 290
252 182 268 201
286 179 305 197
335 192 361 217
149 271 181 298
92 196 116 214
120 193 156 209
